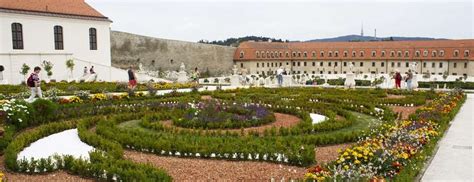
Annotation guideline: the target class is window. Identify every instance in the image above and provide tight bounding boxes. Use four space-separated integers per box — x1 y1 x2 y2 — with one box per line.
53 26 64 50
343 51 348 57
391 62 395 67
423 62 426 68
312 62 315 66
465 50 470 57
279 62 282 67
297 62 300 66
292 52 296 57
397 51 402 57
328 62 332 66
381 51 386 57
381 62 385 67
304 62 307 66
240 63 243 68
303 52 307 57
312 51 316 57
279 52 283 58
239 51 244 58
257 63 259 68
335 51 339 57
256 51 260 58
404 51 409 57
343 62 347 67
334 62 338 67
267 52 270 58
397 62 401 67
262 62 265 67
286 52 290 58
415 51 420 57
360 51 364 57
297 52 301 57
292 62 295 66
352 51 356 57
439 62 443 68
360 62 363 67
371 51 376 57
12 23 23 49
271 52 274 58
372 62 375 67
465 62 468 68
320 62 323 66
328 52 333 57
267 62 270 67
453 62 457 68
432 62 435 68
439 50 445 57
432 51 437 57
405 62 409 67
89 28 97 50
423 50 428 57
390 51 395 57
454 50 459 57
320 51 324 57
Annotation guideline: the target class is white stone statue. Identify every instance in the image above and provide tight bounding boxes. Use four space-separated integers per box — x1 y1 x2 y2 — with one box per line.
179 62 186 72
232 64 238 75
139 63 144 72
345 63 356 89
348 62 354 73
410 62 419 89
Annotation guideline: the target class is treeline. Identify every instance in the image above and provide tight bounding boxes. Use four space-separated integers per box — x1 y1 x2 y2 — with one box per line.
198 36 288 47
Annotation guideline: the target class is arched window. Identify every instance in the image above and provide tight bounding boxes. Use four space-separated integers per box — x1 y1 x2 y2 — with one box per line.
454 50 459 57
266 51 270 58
390 51 395 57
343 51 348 57
239 51 244 58
359 51 364 57
12 23 23 49
89 28 97 50
423 50 428 57
312 51 316 57
381 51 386 57
439 50 445 57
464 50 470 57
256 51 260 58
328 51 333 57
279 52 283 58
371 51 376 57
286 52 290 58
352 51 356 57
297 51 302 57
415 51 421 57
303 51 308 58
292 51 297 57
320 51 324 57
271 52 274 58
54 26 64 50
262 51 266 58
334 51 339 57
404 51 409 57
397 51 402 57
432 51 437 57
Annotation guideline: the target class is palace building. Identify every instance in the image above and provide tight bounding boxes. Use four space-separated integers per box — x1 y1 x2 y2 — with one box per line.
0 0 113 84
233 40 474 77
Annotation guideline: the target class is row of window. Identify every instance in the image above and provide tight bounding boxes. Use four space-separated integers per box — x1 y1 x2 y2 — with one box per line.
244 49 470 59
256 70 467 77
255 61 468 69
11 23 98 50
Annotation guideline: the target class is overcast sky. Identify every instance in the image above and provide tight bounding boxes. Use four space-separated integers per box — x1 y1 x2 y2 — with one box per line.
87 0 473 42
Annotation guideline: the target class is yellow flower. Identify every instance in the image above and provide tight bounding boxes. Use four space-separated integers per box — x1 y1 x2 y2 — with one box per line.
354 160 361 164
344 165 349 170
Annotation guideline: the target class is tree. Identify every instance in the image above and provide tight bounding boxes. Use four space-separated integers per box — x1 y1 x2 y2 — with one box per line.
41 60 54 79
20 63 30 82
66 59 75 79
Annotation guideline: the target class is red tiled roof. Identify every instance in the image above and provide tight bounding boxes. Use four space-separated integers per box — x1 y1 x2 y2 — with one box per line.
235 40 474 61
0 0 108 19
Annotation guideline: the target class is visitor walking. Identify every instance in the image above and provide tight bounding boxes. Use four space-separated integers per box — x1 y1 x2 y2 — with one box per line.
27 66 43 102
128 66 137 90
83 66 88 76
394 70 402 89
277 67 284 86
406 69 413 90
89 66 95 74
191 67 200 83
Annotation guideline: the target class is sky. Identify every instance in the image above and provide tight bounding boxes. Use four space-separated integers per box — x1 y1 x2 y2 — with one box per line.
87 0 473 42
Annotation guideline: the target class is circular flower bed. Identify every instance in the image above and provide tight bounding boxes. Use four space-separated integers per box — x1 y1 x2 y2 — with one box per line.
172 101 276 129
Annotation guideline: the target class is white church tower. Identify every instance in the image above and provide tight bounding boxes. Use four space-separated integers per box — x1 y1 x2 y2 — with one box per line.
0 0 113 84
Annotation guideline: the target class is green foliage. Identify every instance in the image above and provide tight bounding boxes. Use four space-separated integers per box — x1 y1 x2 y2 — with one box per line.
20 63 30 77
31 99 59 125
41 60 54 77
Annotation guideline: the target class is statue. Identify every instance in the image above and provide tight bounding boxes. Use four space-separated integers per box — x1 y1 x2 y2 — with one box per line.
345 62 356 88
232 64 238 75
348 62 354 73
138 63 144 72
179 62 186 72
410 62 419 89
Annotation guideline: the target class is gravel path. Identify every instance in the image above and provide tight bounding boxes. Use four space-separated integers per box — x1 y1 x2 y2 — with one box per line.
389 105 422 120
315 143 354 164
124 150 306 181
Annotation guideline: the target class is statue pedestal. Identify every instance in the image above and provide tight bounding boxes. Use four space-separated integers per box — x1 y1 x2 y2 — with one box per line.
177 71 188 83
230 75 240 86
344 73 356 88
282 75 292 87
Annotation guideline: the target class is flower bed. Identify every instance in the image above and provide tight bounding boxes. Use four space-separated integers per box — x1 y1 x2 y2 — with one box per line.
172 100 275 129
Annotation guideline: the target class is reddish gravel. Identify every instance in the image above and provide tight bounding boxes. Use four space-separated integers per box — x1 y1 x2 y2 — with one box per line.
124 150 306 181
315 143 354 165
0 156 92 182
389 106 422 120
386 94 406 99
161 113 301 134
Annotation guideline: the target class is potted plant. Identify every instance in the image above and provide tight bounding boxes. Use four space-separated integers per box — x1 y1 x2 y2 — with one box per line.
66 59 75 81
19 63 30 84
41 60 54 81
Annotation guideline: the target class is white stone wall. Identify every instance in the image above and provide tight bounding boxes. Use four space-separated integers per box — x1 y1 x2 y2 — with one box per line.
0 11 111 84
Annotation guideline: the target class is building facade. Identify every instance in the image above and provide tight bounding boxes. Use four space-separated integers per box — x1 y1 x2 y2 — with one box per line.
234 40 474 78
0 0 112 84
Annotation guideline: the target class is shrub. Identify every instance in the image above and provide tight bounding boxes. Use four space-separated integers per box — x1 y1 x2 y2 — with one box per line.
31 99 59 124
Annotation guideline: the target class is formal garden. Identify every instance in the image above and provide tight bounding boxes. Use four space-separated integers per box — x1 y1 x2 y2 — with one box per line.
0 82 466 181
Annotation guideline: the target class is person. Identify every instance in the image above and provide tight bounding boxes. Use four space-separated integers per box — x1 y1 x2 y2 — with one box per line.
83 66 88 77
128 66 137 90
394 70 402 89
89 66 95 74
27 66 42 102
276 67 284 86
191 67 200 83
405 69 413 90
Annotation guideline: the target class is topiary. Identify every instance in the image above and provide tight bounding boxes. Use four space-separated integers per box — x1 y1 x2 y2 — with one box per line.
31 99 58 124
